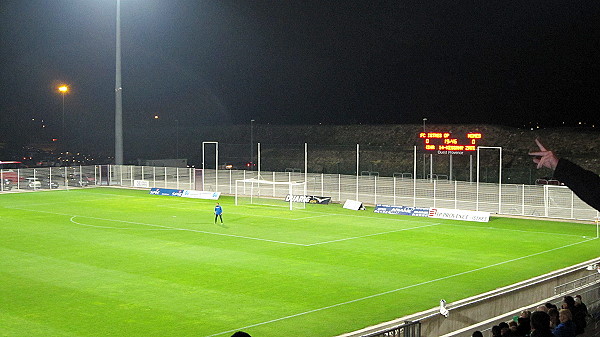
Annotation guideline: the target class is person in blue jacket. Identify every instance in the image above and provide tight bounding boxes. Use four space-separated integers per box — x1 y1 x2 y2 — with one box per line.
552 309 577 337
214 202 223 224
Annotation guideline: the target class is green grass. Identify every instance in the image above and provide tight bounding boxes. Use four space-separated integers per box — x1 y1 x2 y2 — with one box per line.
0 187 598 337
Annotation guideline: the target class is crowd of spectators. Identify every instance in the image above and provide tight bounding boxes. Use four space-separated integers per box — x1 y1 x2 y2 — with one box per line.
471 295 590 337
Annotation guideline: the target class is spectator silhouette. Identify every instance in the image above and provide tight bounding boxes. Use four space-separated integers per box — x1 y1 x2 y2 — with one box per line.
549 307 560 330
516 310 531 336
508 321 519 336
231 332 251 337
530 139 600 211
574 295 588 315
472 331 483 337
498 321 511 337
491 325 502 337
530 311 554 337
574 295 589 334
562 295 586 335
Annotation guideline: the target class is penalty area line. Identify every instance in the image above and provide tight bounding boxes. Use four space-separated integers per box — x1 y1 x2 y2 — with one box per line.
67 215 309 246
305 223 443 246
70 216 179 231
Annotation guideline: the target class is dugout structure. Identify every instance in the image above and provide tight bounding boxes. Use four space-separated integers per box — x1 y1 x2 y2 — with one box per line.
235 178 307 210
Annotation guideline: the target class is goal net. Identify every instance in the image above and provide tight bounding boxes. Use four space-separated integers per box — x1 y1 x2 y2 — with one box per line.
235 178 307 210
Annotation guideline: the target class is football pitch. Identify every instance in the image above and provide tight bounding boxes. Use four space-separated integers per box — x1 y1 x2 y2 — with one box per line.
1 188 598 337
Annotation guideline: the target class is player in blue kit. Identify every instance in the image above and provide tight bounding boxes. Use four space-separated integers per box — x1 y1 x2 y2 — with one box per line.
214 202 223 224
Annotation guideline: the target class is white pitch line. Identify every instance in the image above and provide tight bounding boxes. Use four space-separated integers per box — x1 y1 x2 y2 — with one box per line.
70 216 177 231
204 237 598 337
290 214 333 221
3 197 129 208
154 203 414 223
306 223 442 246
156 204 320 221
6 206 440 247
6 206 308 246
155 204 337 222
66 212 436 247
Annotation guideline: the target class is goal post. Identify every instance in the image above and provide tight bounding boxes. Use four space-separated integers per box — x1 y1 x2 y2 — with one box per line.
235 178 307 210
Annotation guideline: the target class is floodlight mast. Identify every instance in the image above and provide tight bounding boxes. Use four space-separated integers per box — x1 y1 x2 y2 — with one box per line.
423 118 427 180
115 0 123 165
250 119 255 170
58 85 69 142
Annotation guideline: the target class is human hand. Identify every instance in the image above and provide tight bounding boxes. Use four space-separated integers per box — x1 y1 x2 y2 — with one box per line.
529 139 559 170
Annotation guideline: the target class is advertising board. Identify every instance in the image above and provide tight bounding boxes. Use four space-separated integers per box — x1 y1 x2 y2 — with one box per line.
149 188 221 200
375 204 490 222
285 194 332 204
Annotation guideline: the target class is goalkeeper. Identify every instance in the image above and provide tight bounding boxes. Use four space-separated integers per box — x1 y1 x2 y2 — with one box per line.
214 202 224 224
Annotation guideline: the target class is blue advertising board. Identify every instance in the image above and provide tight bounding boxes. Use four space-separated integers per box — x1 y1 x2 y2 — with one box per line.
374 204 430 217
149 188 184 197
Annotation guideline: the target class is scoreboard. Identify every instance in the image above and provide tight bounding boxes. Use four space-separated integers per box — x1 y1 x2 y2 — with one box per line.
419 131 483 154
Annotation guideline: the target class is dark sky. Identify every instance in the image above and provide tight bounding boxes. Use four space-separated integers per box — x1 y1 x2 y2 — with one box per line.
1 0 599 151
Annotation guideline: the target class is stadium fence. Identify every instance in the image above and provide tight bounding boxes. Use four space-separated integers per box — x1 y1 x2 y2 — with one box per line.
200 168 599 221
1 165 598 221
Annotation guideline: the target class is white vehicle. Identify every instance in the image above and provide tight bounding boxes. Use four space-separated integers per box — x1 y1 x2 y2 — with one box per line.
25 177 42 189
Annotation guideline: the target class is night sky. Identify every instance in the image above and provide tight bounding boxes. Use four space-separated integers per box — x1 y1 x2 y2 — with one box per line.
1 1 599 153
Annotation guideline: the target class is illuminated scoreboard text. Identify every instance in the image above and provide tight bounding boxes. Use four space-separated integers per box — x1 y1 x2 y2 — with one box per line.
419 132 483 154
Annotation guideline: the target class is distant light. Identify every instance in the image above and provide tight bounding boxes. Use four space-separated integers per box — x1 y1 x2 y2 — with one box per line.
58 85 69 93
154 115 159 119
